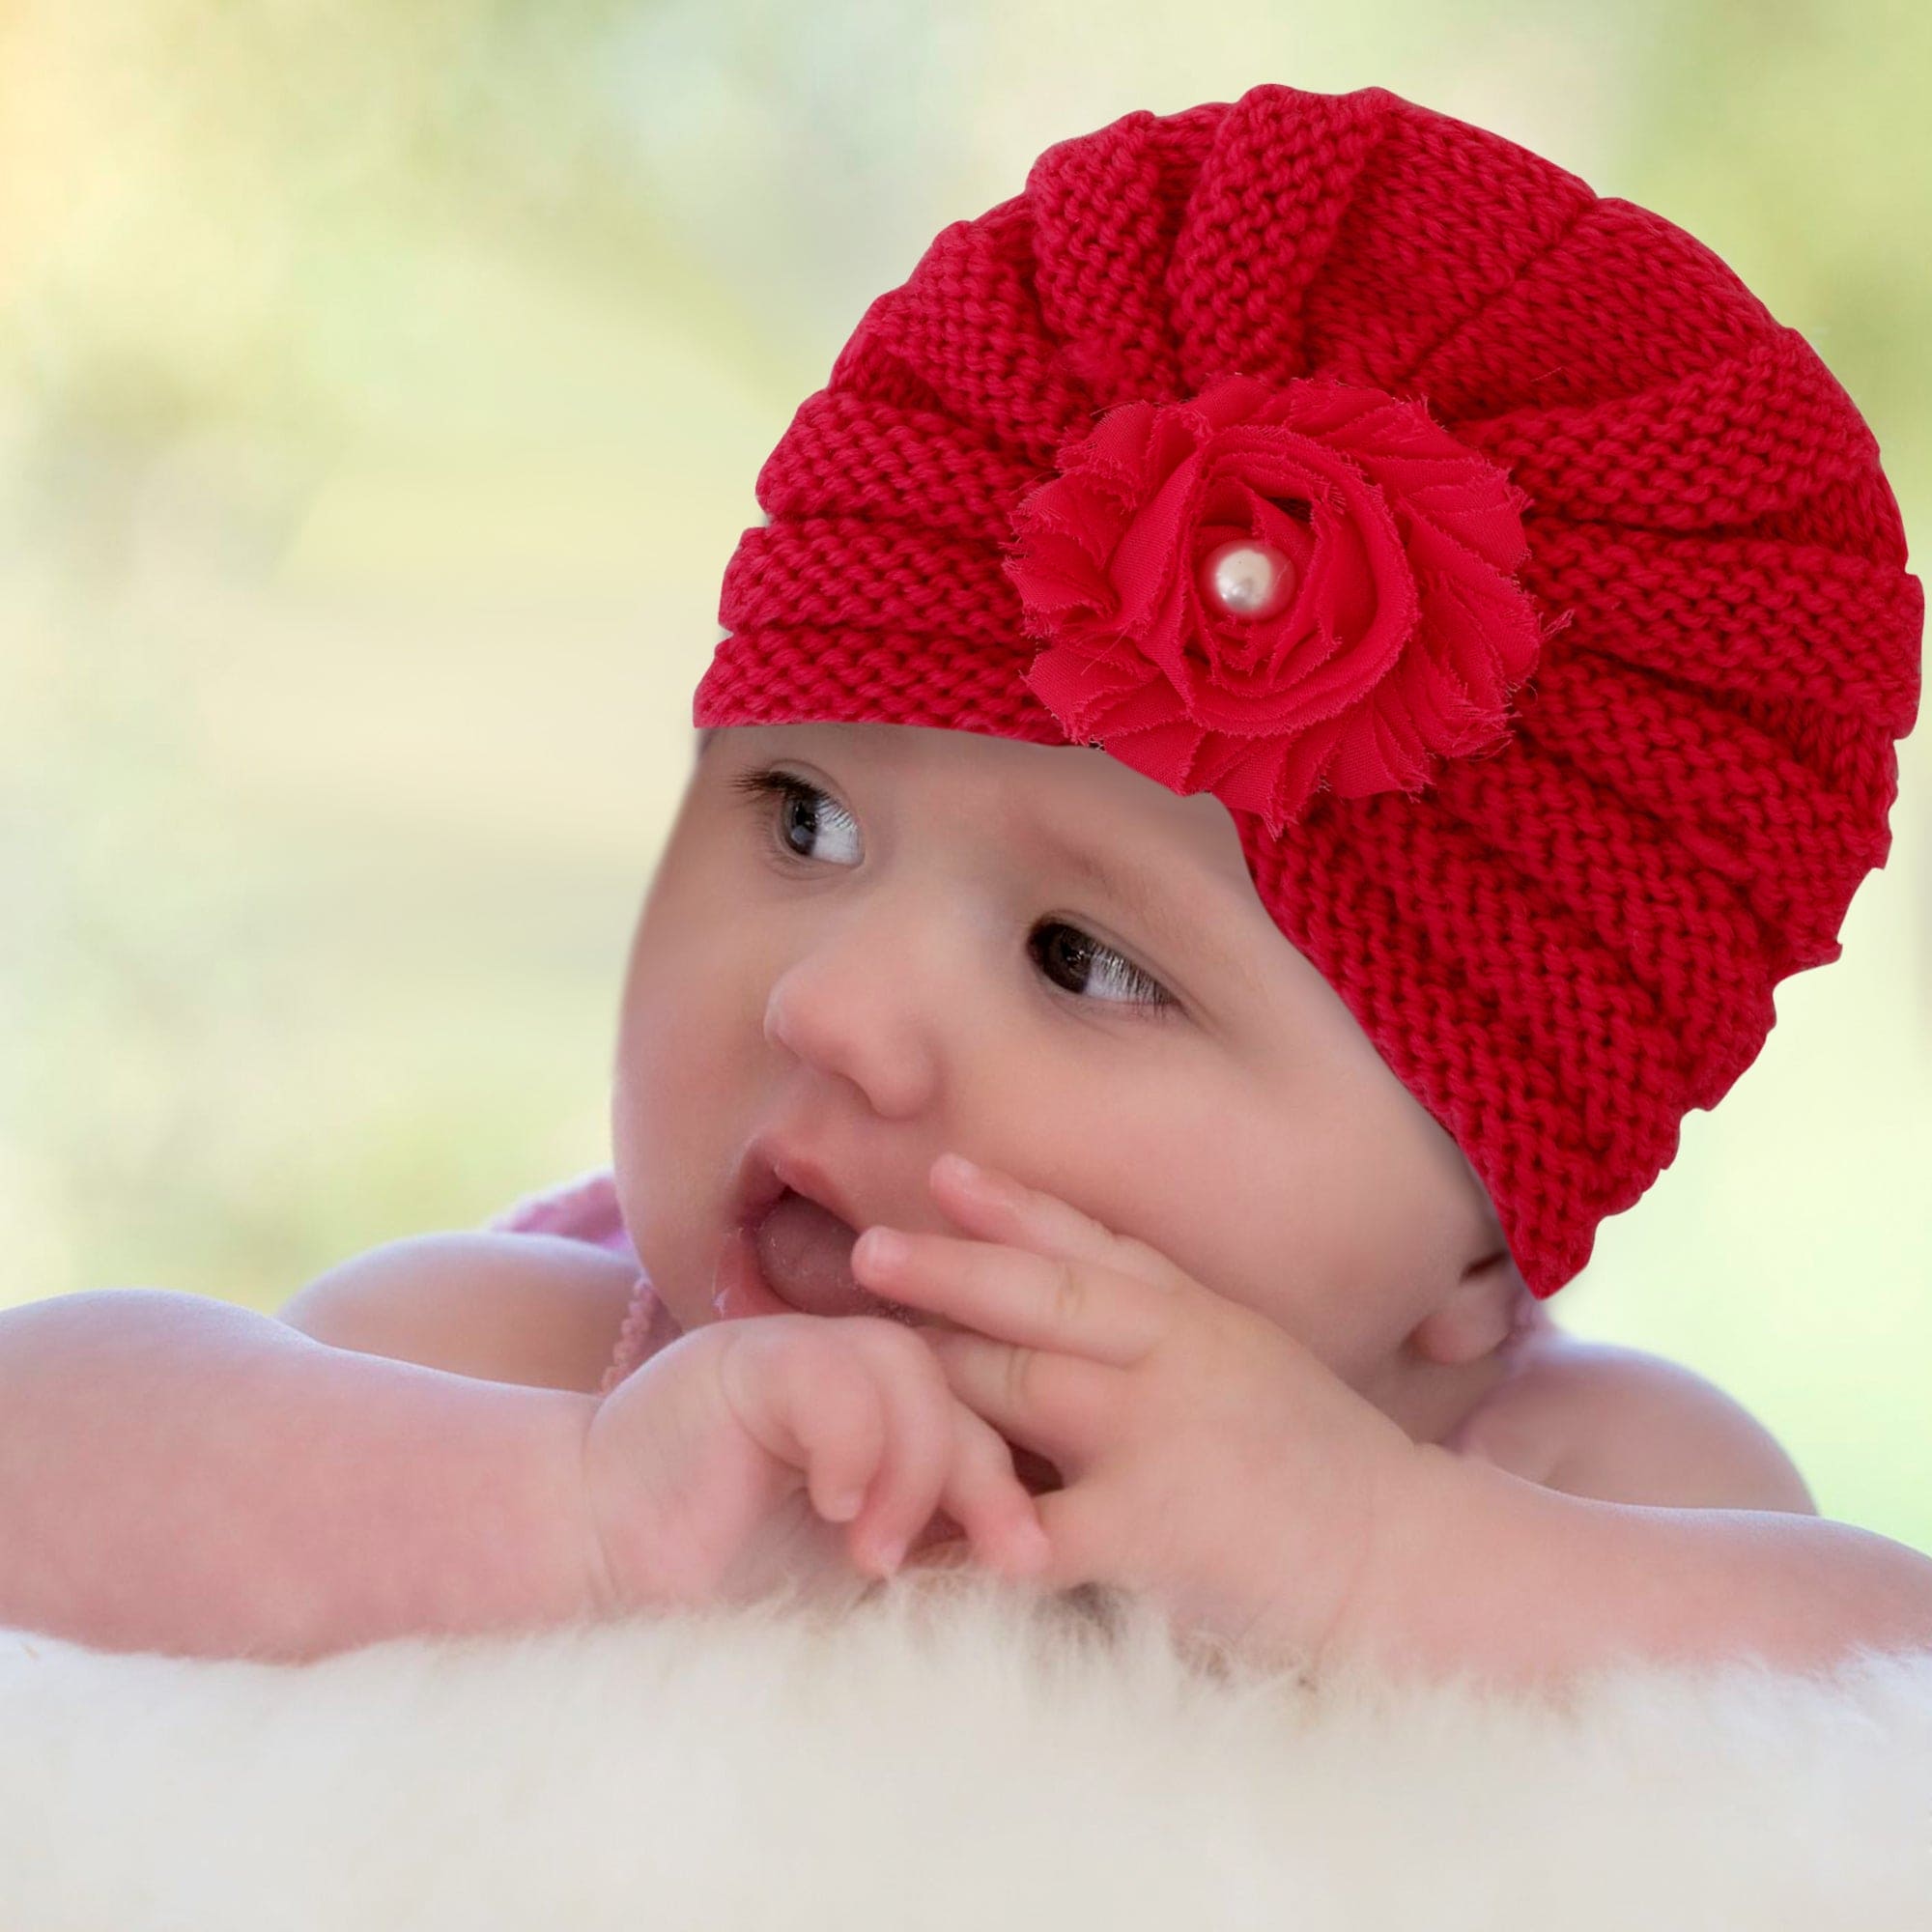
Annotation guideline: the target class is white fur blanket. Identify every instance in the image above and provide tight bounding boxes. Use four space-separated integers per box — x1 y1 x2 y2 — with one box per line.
4 1570 1931 1928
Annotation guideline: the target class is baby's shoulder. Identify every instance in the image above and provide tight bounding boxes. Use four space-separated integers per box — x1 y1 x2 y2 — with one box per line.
279 1230 645 1395
1446 1316 1817 1515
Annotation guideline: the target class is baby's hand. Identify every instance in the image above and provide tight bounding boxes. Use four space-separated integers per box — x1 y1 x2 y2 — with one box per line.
860 1154 1431 1669
580 1312 1052 1613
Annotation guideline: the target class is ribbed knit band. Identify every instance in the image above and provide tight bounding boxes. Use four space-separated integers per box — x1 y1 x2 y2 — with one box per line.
693 81 1922 1298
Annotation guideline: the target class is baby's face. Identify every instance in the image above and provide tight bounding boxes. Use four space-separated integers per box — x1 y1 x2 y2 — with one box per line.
611 722 1518 1441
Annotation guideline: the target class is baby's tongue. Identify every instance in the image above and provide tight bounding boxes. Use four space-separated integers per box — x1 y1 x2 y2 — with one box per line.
753 1191 875 1318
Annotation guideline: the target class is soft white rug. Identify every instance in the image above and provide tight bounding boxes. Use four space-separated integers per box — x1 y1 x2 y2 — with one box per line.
4 1569 1931 1929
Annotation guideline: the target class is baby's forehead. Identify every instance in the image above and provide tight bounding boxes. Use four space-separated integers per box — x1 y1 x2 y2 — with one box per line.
710 719 1179 802
702 719 1281 964
707 719 1024 766
708 722 1243 864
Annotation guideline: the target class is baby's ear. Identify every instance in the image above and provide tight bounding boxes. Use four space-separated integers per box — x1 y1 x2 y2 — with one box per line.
1407 1253 1523 1368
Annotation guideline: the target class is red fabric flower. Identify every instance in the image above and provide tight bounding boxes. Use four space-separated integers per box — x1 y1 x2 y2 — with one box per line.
1000 372 1557 832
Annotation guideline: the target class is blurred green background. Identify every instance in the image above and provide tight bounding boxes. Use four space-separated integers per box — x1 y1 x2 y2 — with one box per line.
2 1 1926 1549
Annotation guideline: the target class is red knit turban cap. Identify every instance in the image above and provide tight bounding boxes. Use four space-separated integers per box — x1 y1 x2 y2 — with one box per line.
694 80 1923 1299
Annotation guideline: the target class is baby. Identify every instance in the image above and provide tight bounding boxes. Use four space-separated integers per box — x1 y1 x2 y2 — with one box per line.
4 81 1930 1690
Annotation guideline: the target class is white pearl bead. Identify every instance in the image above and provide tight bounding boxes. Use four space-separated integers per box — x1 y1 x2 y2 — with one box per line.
1199 538 1296 620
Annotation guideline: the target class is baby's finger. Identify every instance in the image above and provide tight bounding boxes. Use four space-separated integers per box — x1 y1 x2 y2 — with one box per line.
802 1341 892 1527
937 1404 1053 1579
719 1319 888 1527
923 1326 1115 1475
929 1151 1192 1302
853 1226 1159 1371
838 1321 958 1577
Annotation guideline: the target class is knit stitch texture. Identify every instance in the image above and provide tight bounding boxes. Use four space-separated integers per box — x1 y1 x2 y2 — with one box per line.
693 80 1922 1298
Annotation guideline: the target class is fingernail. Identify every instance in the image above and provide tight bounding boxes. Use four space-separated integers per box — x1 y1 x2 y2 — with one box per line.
874 1535 907 1576
939 1152 983 1186
862 1228 909 1268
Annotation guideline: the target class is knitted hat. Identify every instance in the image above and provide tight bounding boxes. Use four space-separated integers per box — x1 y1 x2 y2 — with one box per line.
693 80 1923 1299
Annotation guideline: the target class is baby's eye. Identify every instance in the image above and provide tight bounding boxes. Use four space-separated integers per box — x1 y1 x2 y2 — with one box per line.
1027 922 1175 1014
727 764 1179 1019
731 763 863 866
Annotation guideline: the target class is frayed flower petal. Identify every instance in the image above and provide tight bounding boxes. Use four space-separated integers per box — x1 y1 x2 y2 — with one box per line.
1002 371 1548 830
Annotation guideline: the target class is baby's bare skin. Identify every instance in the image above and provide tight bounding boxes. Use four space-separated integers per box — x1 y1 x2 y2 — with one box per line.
0 1231 1819 1664
0 1283 608 1661
284 1227 1812 1539
1440 1298 1818 1516
529 1220 1815 1572
565 1236 1821 1587
0 1236 1049 1662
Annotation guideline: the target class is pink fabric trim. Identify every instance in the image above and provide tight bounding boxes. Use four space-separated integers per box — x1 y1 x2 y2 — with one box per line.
598 1283 683 1397
484 1167 639 1260
484 1168 682 1395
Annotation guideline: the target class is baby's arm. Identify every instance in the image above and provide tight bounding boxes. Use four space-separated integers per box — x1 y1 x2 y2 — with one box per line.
1346 1436 1932 1691
0 1285 609 1662
1335 1305 1928 1687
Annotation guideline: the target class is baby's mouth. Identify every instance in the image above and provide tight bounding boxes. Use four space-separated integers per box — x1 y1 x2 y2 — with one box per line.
751 1189 912 1322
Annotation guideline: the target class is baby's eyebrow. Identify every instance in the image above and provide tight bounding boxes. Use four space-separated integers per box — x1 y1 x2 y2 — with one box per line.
1027 825 1255 992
